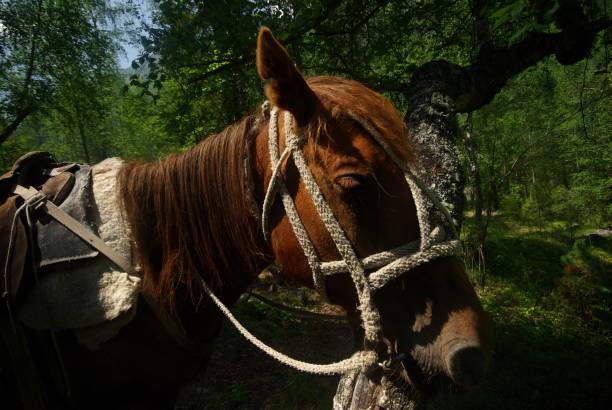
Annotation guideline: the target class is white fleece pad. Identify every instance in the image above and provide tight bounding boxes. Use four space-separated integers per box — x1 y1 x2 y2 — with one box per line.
19 158 141 349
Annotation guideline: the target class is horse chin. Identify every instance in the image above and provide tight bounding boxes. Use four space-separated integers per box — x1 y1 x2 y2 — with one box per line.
385 337 460 401
397 356 458 398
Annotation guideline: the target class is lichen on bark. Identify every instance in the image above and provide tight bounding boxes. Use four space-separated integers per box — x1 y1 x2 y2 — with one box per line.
405 80 465 231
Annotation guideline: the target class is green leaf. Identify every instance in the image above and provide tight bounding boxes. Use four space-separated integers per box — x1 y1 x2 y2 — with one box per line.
510 26 529 43
491 4 514 19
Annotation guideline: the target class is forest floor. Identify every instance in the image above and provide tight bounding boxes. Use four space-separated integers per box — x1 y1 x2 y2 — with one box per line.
177 215 611 410
176 277 352 409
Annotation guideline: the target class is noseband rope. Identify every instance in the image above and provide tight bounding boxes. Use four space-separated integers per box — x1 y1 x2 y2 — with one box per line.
202 106 461 375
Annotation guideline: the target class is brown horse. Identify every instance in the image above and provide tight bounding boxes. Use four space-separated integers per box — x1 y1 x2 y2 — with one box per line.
4 28 491 409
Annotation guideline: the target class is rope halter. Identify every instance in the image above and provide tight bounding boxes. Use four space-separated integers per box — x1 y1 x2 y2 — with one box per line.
202 106 461 375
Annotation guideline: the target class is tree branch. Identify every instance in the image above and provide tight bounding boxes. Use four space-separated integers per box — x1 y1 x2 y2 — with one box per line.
313 1 388 36
402 2 610 230
0 108 33 145
187 54 255 84
408 16 611 113
187 0 345 84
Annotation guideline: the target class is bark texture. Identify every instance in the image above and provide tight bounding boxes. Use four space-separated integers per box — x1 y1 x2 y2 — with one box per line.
405 68 465 231
334 370 422 410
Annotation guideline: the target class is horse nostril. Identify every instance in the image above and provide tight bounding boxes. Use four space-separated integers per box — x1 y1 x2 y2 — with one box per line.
446 343 487 388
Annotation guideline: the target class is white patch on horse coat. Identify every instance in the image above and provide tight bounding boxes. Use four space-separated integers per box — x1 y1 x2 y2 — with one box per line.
19 158 141 350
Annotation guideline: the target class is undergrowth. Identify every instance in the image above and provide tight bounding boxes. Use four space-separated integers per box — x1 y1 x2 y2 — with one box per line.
431 216 611 410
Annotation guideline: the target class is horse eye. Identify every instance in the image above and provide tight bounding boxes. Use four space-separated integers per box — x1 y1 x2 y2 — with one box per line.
335 174 367 190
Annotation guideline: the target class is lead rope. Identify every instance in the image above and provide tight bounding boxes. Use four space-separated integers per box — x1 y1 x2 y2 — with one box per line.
200 278 376 375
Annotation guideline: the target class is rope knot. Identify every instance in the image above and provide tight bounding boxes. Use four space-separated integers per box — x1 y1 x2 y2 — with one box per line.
25 191 47 211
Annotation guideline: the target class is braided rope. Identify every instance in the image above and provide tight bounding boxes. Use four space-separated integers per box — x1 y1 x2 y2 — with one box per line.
320 239 420 275
261 146 291 241
282 112 383 343
265 109 327 296
368 240 462 290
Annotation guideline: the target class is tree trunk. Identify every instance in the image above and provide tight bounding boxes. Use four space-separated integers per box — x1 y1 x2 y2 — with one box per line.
463 114 488 285
76 119 90 164
75 110 91 163
404 67 465 232
0 0 43 145
334 370 422 410
465 114 483 231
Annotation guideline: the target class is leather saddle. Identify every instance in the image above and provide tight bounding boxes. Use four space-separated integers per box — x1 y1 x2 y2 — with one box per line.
0 151 97 304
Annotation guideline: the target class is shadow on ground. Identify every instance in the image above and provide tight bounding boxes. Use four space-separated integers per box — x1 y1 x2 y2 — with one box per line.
176 284 353 409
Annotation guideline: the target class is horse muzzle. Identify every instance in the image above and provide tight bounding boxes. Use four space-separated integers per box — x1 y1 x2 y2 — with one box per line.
445 340 488 388
393 334 490 395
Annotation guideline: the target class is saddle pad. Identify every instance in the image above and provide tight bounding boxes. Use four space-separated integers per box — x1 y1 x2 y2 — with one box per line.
19 158 141 350
36 164 99 266
18 269 140 332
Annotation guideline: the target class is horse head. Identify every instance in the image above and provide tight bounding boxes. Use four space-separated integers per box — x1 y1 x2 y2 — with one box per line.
251 27 492 400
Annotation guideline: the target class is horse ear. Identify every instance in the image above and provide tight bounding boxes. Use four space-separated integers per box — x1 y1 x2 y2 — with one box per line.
256 27 317 127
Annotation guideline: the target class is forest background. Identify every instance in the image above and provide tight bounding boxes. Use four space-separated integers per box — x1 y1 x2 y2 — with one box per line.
1 0 610 409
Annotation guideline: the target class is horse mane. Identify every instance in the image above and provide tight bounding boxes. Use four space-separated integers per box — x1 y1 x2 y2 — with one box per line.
118 116 266 308
118 76 411 310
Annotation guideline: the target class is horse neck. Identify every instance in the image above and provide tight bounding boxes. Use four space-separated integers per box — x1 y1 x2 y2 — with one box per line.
119 117 269 309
